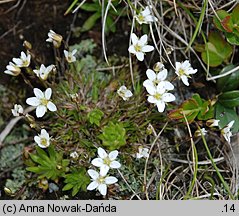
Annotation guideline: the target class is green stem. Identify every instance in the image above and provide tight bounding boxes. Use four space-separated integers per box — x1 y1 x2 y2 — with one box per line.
200 126 234 199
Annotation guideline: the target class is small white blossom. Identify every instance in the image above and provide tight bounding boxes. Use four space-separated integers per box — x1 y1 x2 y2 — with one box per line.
128 33 154 61
117 85 133 101
194 128 207 137
91 147 121 175
206 119 220 127
87 169 118 196
46 30 63 48
135 6 158 25
70 151 79 159
4 62 21 76
11 104 24 117
26 88 57 118
146 82 175 112
12 51 31 68
136 146 149 159
33 64 55 80
153 62 165 72
34 129 50 148
175 60 197 86
64 49 77 63
221 120 234 143
143 68 174 91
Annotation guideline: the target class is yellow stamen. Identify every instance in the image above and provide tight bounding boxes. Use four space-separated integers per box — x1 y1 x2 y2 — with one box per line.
40 98 48 106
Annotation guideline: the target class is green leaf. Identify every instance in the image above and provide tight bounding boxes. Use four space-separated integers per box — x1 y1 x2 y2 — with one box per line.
87 108 104 126
231 4 239 25
201 32 233 67
168 94 213 123
26 146 69 181
217 65 239 92
99 121 126 150
218 90 239 108
225 32 239 45
215 102 239 132
80 3 99 12
213 10 231 32
63 168 90 196
81 12 101 32
106 16 116 33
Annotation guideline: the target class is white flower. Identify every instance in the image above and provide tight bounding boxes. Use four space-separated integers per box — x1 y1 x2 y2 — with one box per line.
11 104 24 117
117 85 133 101
12 51 31 68
153 62 165 72
194 128 207 137
136 146 149 159
34 129 50 148
143 68 174 91
146 82 176 112
221 120 234 143
4 62 21 76
46 30 63 48
26 88 57 118
64 49 77 63
70 151 79 159
135 6 158 25
33 64 55 80
128 33 154 61
175 60 197 86
206 119 220 127
91 147 121 175
87 169 118 196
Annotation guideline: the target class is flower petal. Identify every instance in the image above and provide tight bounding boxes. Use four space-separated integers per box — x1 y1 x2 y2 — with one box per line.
98 184 107 196
181 75 189 86
147 95 157 104
131 33 138 45
141 45 154 52
47 101 57 111
108 150 118 160
156 101 165 112
157 69 168 81
34 88 44 98
36 105 47 118
91 158 104 167
26 97 40 106
128 45 136 54
45 88 52 100
138 34 148 46
100 165 109 177
34 136 41 145
87 169 99 180
136 52 144 61
110 161 121 169
105 176 118 184
145 85 156 95
87 181 99 191
98 147 107 159
146 69 156 81
163 81 174 90
142 6 151 16
143 79 154 88
162 93 176 102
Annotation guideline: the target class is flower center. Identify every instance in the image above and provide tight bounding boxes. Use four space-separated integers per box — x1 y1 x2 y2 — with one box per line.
178 68 185 76
40 98 48 106
134 44 142 52
40 138 48 146
103 157 111 166
97 176 105 184
138 14 145 22
154 93 162 100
